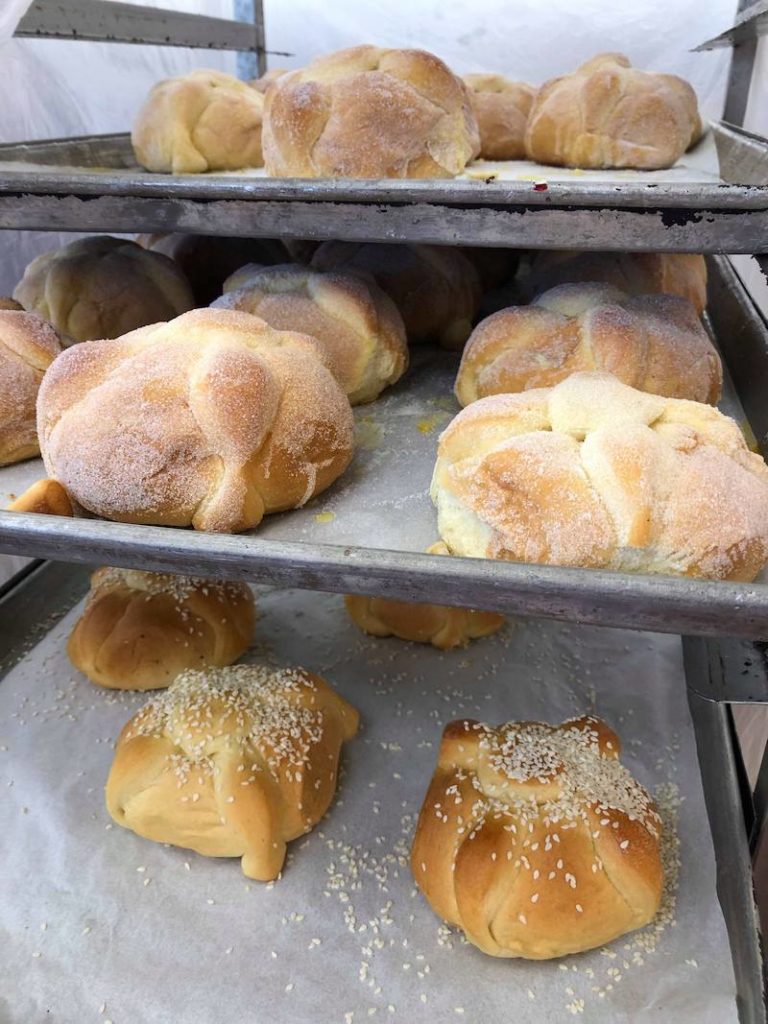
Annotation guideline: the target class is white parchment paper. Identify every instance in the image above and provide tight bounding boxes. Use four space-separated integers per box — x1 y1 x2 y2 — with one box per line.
0 586 738 1023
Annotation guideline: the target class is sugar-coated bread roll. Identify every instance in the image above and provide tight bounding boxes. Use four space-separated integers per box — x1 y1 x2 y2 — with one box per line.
14 236 194 344
263 44 480 179
311 242 481 348
462 74 536 160
432 372 768 580
68 567 256 691
525 53 702 170
138 233 291 306
132 69 265 173
456 283 721 407
7 478 73 516
37 308 354 533
214 263 408 404
106 663 359 879
517 251 707 315
0 297 23 311
0 311 64 465
412 715 663 958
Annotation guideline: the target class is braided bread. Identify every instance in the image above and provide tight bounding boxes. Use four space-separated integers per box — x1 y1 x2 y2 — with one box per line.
37 308 354 533
432 371 768 580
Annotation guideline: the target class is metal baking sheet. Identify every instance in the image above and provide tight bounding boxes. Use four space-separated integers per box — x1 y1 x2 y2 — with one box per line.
0 572 740 1023
0 133 765 251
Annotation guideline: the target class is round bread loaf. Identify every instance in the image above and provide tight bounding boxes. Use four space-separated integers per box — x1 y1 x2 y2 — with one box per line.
68 568 256 691
517 251 707 315
138 233 291 306
132 68 265 173
106 663 359 879
525 53 702 170
14 236 194 343
214 263 408 404
432 371 768 580
37 308 354 533
262 44 480 178
462 74 536 160
456 283 721 407
311 241 481 348
412 715 663 958
0 310 64 466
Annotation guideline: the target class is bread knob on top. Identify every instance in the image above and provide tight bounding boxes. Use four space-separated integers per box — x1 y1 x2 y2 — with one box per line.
36 308 354 533
106 664 359 880
432 372 768 581
412 715 663 959
68 568 256 691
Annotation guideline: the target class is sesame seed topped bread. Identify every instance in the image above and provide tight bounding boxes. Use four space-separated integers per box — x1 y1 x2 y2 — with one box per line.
132 68 265 174
0 310 64 466
462 74 536 160
455 283 721 407
411 715 663 959
214 263 408 405
14 236 194 344
68 568 256 691
106 663 359 880
37 307 354 533
432 372 768 581
525 53 702 170
262 44 480 179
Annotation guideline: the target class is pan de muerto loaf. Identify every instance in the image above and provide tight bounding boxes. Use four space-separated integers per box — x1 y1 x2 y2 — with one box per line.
214 263 408 404
462 74 536 160
68 568 256 691
262 45 480 178
37 308 354 532
106 664 359 879
432 372 768 580
14 236 194 343
132 69 265 173
455 282 721 406
412 715 662 958
525 53 702 170
0 310 64 465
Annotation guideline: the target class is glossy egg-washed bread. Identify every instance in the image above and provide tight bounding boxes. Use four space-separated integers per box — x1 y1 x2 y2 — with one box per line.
516 251 707 316
14 236 194 343
412 715 663 958
432 372 768 581
525 53 702 170
215 263 408 404
68 568 256 690
37 308 354 533
456 283 721 406
263 44 480 178
0 311 64 465
132 69 265 173
462 74 536 160
106 664 359 879
311 241 481 348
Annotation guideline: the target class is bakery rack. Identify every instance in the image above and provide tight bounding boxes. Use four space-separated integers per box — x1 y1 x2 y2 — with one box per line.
0 2 767 1021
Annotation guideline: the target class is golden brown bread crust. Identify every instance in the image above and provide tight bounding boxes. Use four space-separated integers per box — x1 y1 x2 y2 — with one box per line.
106 663 359 879
432 371 768 580
7 478 74 516
250 68 288 94
517 251 708 315
310 241 481 348
525 53 702 170
412 715 663 958
0 311 64 465
137 233 291 306
14 236 194 344
462 74 536 160
262 44 480 179
214 263 408 404
456 282 721 406
37 307 354 533
132 69 265 173
68 567 256 691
